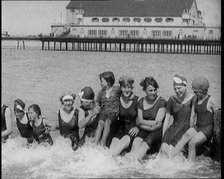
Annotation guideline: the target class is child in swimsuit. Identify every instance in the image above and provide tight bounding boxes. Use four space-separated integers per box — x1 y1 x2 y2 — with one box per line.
94 71 121 147
28 104 53 145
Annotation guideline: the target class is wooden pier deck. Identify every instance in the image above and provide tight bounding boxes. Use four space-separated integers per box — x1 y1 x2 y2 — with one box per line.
2 36 221 55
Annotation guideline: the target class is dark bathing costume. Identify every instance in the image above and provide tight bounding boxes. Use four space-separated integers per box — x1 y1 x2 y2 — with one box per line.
58 108 80 147
2 105 11 140
162 95 193 146
32 118 53 145
194 95 214 140
137 96 166 147
16 112 35 143
1 105 8 132
79 105 98 139
114 94 139 141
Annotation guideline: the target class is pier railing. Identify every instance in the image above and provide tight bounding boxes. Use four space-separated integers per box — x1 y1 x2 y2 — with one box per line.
39 37 221 55
2 36 221 55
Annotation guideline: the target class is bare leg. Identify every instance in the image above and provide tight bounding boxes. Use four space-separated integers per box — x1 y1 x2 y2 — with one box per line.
134 141 150 161
158 143 170 158
172 128 197 157
100 119 111 146
94 120 104 145
129 137 143 154
109 137 120 151
188 132 207 162
111 135 131 156
167 145 175 158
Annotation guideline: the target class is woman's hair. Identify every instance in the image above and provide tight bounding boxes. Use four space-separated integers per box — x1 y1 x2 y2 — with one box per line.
99 71 115 86
119 75 134 88
140 77 159 91
192 76 210 92
28 104 41 117
59 94 76 104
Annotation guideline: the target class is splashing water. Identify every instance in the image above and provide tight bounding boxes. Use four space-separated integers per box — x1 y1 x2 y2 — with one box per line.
2 131 221 178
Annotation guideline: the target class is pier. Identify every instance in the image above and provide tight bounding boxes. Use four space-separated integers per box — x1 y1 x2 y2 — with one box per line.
2 36 221 55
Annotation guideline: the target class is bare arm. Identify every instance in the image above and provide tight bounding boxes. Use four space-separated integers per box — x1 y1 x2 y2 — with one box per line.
208 97 219 112
138 107 166 128
162 112 171 137
190 99 196 127
136 109 157 126
78 108 97 128
2 108 13 138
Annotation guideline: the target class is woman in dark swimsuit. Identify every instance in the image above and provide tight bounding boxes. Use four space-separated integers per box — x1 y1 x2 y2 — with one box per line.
173 76 219 161
159 74 194 159
14 99 34 143
109 76 139 156
78 86 100 144
57 94 80 151
125 77 166 162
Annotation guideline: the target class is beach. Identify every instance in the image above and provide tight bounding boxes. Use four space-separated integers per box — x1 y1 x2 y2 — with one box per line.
2 42 221 178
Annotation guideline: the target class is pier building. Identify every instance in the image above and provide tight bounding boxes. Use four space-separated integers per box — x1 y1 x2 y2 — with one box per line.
51 0 221 40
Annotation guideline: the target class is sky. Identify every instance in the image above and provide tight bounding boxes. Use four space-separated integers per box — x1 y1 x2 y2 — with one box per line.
2 0 221 36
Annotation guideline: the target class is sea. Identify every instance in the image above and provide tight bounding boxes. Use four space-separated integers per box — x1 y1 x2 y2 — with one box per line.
2 40 221 178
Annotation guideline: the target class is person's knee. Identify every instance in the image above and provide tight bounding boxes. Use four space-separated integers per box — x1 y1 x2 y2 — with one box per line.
105 119 111 126
133 137 143 145
98 120 104 127
184 128 195 139
142 141 150 150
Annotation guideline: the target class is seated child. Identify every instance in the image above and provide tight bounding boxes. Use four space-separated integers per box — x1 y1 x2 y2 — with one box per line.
94 71 121 147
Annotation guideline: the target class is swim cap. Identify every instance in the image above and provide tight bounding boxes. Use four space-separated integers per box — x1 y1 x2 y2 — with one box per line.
78 86 95 102
14 99 25 112
192 76 209 92
173 74 187 86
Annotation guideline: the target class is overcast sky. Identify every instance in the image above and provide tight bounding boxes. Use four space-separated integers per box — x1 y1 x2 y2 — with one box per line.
2 0 221 35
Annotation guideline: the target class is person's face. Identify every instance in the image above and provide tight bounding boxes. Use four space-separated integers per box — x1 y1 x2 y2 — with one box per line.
100 78 109 89
63 99 74 111
121 84 133 97
145 85 158 100
28 108 38 121
81 100 92 108
14 109 24 120
193 89 206 100
174 85 186 98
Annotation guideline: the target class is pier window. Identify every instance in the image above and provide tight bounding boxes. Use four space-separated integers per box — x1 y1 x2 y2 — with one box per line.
152 30 161 38
122 18 130 22
112 18 120 22
119 30 128 37
102 18 109 22
144 18 152 23
130 30 139 38
88 30 97 36
92 18 99 22
98 30 107 37
208 30 213 34
162 30 172 37
154 18 163 23
133 18 141 22
165 18 174 23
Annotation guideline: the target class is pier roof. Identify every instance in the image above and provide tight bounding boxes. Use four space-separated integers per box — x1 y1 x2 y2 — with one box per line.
66 0 195 17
